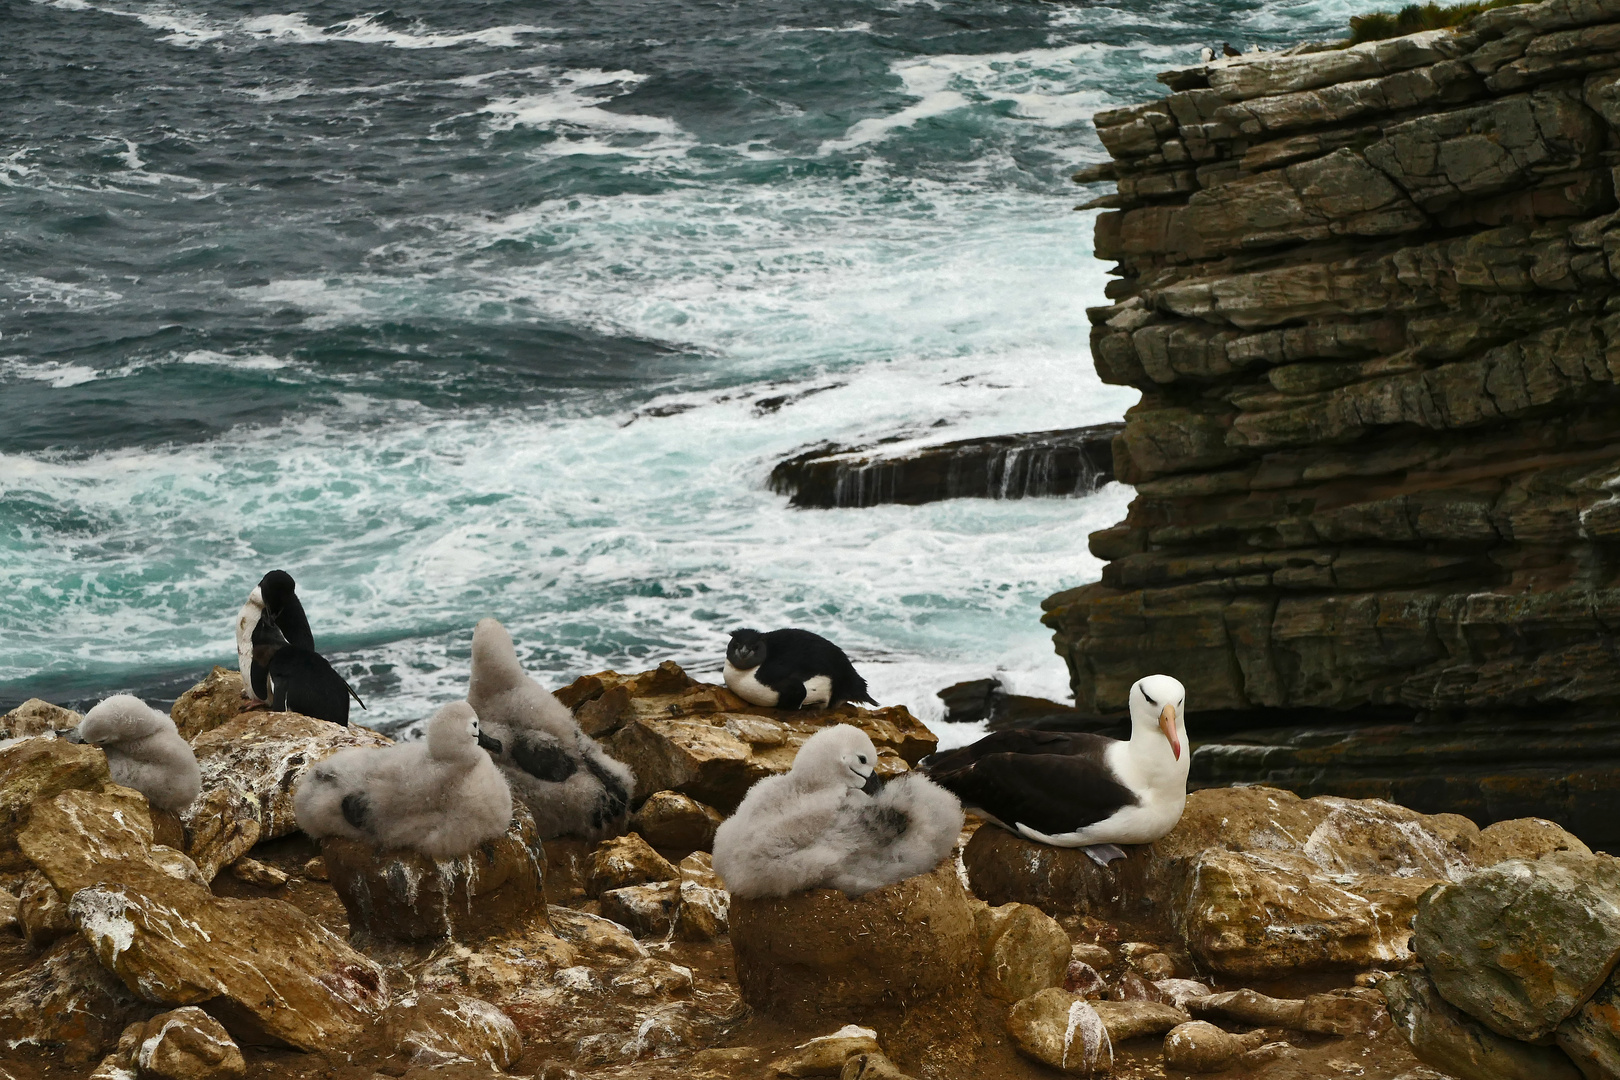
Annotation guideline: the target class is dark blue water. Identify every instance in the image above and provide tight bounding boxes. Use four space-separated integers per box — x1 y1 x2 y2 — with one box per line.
1 0 1375 736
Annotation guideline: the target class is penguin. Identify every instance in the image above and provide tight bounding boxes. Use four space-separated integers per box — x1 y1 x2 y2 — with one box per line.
292 701 512 860
712 724 963 898
466 618 635 842
723 628 876 710
1199 45 1215 62
919 674 1189 867
236 570 315 702
252 616 365 727
74 695 201 813
1221 41 1242 57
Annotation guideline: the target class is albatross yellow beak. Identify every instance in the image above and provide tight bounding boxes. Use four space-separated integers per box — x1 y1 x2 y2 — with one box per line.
1159 704 1181 761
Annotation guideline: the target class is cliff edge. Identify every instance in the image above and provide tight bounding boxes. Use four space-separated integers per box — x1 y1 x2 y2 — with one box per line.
1048 0 1620 823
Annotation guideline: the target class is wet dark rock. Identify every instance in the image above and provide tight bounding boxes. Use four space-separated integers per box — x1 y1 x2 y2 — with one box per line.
770 424 1121 509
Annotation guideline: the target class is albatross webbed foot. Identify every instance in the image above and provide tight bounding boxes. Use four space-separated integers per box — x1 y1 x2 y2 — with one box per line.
1084 843 1127 867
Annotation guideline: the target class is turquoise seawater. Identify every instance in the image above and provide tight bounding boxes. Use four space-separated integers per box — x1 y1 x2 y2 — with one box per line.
1 0 1385 739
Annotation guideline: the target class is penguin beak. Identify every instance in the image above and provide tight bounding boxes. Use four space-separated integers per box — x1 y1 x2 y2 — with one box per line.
477 732 502 754
860 770 883 796
1159 704 1181 761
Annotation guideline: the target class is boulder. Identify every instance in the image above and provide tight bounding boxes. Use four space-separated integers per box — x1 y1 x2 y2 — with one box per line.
1383 968 1583 1080
1072 943 1114 969
674 851 730 941
0 885 15 933
1090 999 1191 1042
964 786 1582 979
319 805 546 942
1188 987 1387 1036
227 857 288 889
1558 967 1620 1079
132 1006 246 1080
185 712 391 840
17 870 73 949
1472 818 1592 867
1006 988 1113 1075
1414 850 1620 1041
1154 979 1215 1011
0 699 81 739
0 736 110 869
169 668 249 743
0 935 146 1065
19 787 389 1051
1065 959 1106 998
600 880 680 938
771 1025 883 1076
841 1051 915 1080
587 832 679 898
975 902 1072 1002
730 860 978 1017
182 787 261 884
382 993 522 1070
631 790 723 857
1163 1021 1272 1073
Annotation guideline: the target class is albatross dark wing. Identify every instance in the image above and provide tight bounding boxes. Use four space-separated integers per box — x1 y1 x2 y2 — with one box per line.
922 729 1138 836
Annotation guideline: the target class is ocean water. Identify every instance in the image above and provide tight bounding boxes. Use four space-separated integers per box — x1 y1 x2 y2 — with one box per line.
2 0 1383 743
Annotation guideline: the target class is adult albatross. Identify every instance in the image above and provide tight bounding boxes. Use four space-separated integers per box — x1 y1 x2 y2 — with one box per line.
919 674 1188 866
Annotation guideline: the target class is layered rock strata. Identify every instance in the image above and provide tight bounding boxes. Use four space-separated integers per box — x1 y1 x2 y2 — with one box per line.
770 424 1121 508
1047 0 1620 839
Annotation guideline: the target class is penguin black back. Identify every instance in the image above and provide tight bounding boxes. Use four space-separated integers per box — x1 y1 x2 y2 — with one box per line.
252 617 363 727
726 627 876 709
259 570 314 651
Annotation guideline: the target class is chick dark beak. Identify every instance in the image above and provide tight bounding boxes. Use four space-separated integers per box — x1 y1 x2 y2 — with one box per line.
861 770 883 796
1159 704 1181 761
477 732 503 754
64 728 86 745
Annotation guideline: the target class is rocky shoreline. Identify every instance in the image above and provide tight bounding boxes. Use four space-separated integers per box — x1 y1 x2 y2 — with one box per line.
2 662 1616 1080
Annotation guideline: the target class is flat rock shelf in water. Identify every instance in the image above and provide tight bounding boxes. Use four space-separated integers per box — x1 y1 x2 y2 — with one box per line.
769 424 1122 509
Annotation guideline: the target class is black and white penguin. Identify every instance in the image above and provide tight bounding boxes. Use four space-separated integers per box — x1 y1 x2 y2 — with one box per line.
723 628 877 710
251 616 365 727
919 674 1188 867
236 570 315 702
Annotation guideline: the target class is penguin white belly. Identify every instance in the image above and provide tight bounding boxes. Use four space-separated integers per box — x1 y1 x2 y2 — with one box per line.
724 661 780 707
236 588 265 700
800 675 832 708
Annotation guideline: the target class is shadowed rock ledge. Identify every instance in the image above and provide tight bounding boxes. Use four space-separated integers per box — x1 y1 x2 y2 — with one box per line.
770 423 1121 508
1045 0 1620 842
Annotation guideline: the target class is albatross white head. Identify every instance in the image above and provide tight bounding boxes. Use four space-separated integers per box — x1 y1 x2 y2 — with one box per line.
1129 674 1187 763
790 723 884 795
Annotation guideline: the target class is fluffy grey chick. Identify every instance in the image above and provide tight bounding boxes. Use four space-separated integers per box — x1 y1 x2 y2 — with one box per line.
466 617 634 841
712 724 963 899
293 701 513 860
75 695 201 813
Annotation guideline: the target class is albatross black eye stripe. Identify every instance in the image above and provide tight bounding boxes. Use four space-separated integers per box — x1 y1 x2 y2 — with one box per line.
1141 685 1156 706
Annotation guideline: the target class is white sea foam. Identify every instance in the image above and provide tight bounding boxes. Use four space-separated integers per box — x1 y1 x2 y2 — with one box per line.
480 69 686 146
238 13 554 50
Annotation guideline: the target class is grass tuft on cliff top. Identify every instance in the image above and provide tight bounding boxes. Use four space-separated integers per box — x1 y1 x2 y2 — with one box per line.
1346 0 1529 43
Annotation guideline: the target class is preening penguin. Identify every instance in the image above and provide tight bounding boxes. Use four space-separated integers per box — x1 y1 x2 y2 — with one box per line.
712 724 963 899
236 570 314 702
724 628 876 710
252 617 366 726
466 617 635 842
292 701 512 860
74 695 201 813
920 674 1188 867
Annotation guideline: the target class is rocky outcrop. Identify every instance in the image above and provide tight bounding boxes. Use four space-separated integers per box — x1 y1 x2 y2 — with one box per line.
964 785 1579 979
1048 0 1620 843
0 698 81 739
770 424 1121 508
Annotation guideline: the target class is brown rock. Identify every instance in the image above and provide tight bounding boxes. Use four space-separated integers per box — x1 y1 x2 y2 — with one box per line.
841 1051 915 1080
1065 960 1106 998
976 902 1073 1002
182 787 262 883
17 870 73 949
1091 999 1191 1041
631 790 724 857
186 712 391 840
731 860 978 1017
1154 979 1215 1011
0 699 81 739
771 1025 882 1076
1072 943 1115 968
169 668 249 742
599 880 680 938
1383 967 1583 1080
227 858 288 889
1559 965 1620 1079
673 851 730 941
302 856 328 880
0 885 16 934
576 683 632 738
1106 971 1165 1003
1189 987 1385 1036
547 905 648 960
1472 817 1592 867
19 787 388 1051
0 935 145 1065
319 805 547 941
0 736 110 869
1163 1021 1270 1073
1006 988 1113 1075
383 993 522 1070
587 832 679 898
132 1006 246 1080
1129 952 1175 980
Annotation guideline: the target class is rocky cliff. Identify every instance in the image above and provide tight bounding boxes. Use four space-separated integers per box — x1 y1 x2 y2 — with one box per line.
1045 0 1620 837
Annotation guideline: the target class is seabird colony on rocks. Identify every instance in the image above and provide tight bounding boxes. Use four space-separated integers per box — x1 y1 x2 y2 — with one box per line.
467 617 635 842
293 701 512 860
921 673 1189 866
72 694 201 813
713 724 963 898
